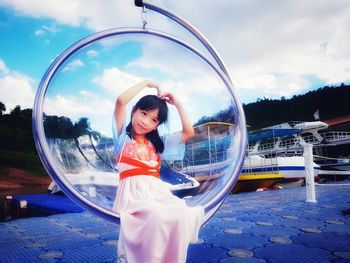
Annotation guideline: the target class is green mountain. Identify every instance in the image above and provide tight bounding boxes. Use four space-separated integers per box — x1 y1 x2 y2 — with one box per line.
194 83 350 131
244 83 350 130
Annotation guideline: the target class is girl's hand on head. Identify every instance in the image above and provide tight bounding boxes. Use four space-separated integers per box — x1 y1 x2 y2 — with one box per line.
160 92 179 106
144 80 162 97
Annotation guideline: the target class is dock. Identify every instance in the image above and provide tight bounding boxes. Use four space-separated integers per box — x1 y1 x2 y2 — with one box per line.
1 183 350 262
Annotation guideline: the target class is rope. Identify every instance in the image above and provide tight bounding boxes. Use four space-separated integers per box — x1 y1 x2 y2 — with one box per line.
313 155 350 162
316 183 350 186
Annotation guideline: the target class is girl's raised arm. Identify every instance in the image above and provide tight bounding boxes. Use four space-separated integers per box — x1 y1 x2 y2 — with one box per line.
114 80 161 135
160 92 195 143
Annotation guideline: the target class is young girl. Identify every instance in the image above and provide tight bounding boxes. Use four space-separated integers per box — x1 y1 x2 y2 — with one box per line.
112 80 204 263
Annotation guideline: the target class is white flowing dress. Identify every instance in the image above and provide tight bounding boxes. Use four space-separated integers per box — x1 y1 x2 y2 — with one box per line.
112 124 204 263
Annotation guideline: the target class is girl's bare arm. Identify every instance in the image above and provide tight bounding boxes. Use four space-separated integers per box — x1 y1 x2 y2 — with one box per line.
160 92 195 143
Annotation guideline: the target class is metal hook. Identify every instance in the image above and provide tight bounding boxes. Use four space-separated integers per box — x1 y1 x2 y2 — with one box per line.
141 6 148 29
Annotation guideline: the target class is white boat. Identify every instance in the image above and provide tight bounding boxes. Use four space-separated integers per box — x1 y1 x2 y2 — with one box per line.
248 120 350 179
182 121 350 193
171 122 320 193
179 151 320 193
242 155 319 179
236 154 320 192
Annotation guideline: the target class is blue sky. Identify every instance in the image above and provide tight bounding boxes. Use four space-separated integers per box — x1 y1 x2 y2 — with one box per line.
0 8 91 80
0 0 349 135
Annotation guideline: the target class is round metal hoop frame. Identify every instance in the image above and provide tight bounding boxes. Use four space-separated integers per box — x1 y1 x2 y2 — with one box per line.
33 3 247 223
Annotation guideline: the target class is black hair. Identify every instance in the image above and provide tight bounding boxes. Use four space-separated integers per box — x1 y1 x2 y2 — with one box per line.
126 95 168 153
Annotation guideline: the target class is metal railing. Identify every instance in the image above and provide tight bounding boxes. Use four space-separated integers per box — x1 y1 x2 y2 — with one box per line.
242 155 279 174
250 131 350 155
322 131 350 141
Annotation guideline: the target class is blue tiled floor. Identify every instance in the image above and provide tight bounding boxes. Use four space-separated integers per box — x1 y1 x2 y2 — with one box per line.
1 184 350 262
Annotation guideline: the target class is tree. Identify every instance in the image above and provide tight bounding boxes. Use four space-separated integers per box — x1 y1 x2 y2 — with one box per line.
73 117 91 138
9 105 22 128
0 101 5 115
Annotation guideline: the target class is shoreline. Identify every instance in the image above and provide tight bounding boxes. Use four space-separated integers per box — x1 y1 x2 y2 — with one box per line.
0 167 51 198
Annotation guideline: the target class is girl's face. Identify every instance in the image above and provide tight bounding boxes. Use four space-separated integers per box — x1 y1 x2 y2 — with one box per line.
131 108 160 136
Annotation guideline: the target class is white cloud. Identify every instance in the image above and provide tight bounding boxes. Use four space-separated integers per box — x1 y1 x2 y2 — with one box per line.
1 0 349 103
42 24 60 33
236 72 309 102
34 29 45 36
44 92 115 137
154 0 350 101
0 59 9 74
86 49 98 58
45 94 113 119
34 25 60 39
92 67 142 95
35 24 60 41
0 0 140 29
0 60 35 112
62 59 84 72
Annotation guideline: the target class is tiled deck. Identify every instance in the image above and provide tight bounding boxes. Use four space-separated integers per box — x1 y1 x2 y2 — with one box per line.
1 183 350 262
